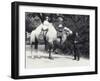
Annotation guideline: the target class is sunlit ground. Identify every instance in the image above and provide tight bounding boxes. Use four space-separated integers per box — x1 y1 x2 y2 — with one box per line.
25 45 89 69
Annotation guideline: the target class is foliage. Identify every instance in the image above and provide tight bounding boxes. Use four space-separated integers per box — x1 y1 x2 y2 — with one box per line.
25 13 89 58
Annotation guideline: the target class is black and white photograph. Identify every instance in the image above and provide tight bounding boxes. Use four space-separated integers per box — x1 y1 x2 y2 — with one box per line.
11 1 97 79
25 12 90 69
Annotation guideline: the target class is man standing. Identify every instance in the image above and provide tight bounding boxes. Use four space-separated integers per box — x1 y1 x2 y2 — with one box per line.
73 32 80 61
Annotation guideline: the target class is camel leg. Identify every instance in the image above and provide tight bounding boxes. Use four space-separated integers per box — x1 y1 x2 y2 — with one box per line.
44 37 47 51
48 49 52 59
34 37 38 49
31 44 34 58
53 47 56 52
48 44 53 60
53 41 58 54
34 42 38 49
44 41 47 51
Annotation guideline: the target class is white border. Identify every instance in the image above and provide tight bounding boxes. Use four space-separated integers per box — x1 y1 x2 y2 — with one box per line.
19 5 95 76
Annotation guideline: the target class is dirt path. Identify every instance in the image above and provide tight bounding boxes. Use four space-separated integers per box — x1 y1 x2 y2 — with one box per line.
25 45 89 69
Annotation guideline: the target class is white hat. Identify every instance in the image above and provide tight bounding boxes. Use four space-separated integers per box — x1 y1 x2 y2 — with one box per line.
58 24 63 28
64 27 69 30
